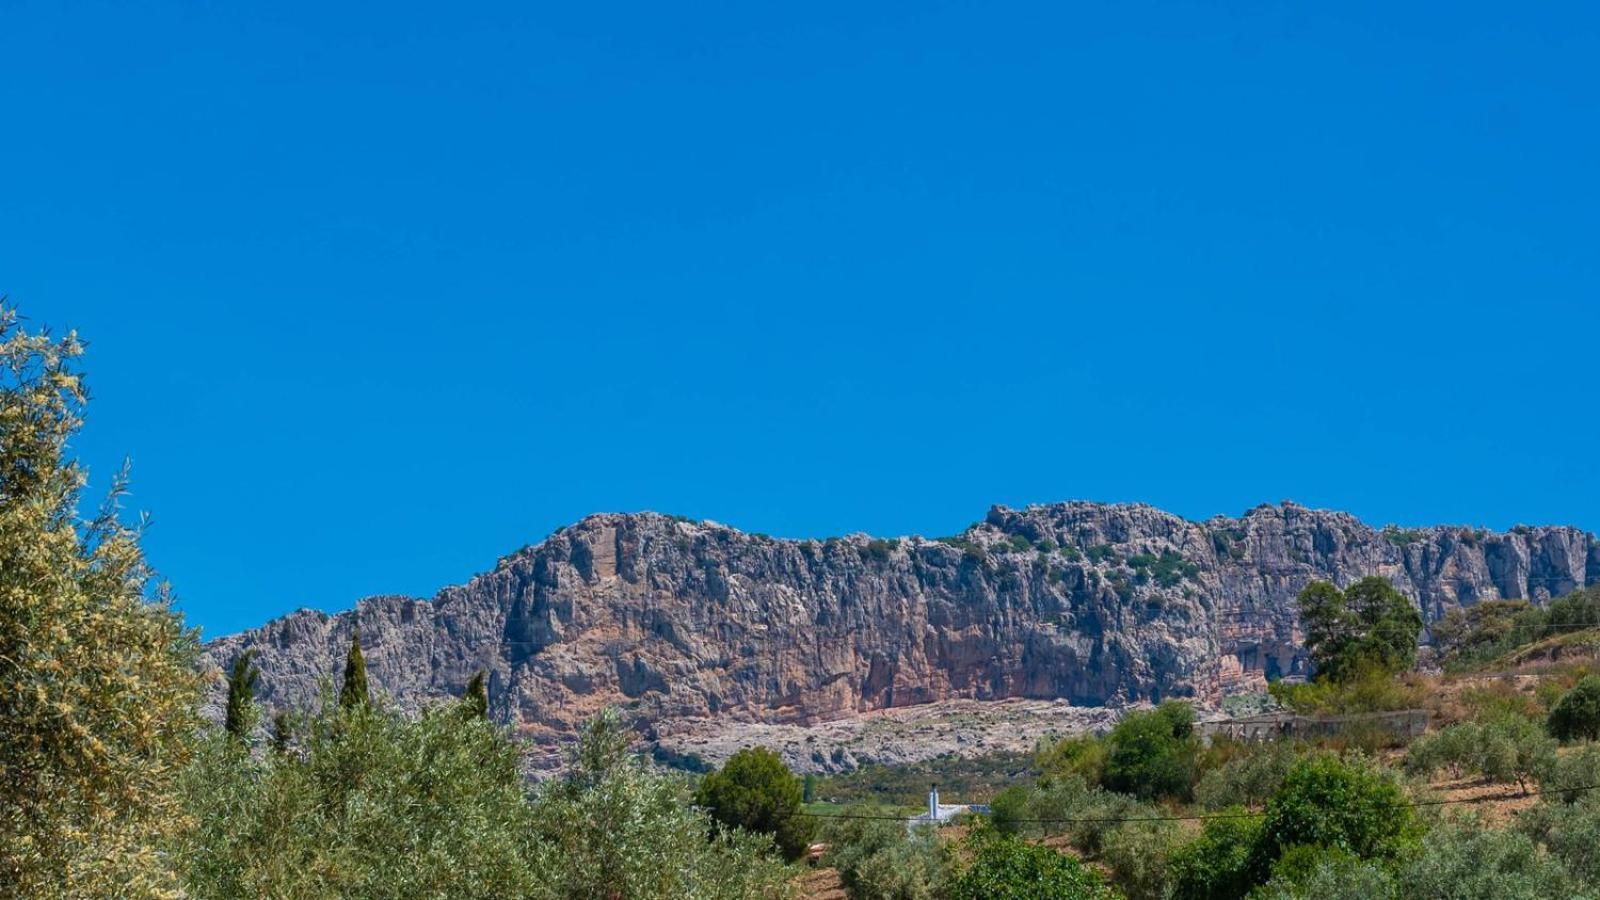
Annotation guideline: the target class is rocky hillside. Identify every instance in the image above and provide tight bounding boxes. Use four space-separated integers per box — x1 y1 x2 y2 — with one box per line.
205 501 1599 757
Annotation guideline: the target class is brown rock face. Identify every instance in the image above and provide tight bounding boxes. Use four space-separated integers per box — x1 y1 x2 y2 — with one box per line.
204 502 1599 758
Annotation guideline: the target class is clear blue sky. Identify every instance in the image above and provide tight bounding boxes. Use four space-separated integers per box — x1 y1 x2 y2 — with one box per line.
3 1 1596 637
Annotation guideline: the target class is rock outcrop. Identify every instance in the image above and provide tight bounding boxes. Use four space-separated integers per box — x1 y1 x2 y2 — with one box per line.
204 501 1599 760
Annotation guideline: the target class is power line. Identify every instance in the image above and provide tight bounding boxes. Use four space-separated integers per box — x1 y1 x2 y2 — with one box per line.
796 782 1600 824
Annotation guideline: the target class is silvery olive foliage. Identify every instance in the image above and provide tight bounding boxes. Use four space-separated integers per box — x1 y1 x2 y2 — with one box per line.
0 307 203 898
528 710 792 900
174 702 791 899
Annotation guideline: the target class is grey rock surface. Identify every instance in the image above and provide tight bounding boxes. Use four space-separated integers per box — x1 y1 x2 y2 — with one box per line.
203 501 1599 765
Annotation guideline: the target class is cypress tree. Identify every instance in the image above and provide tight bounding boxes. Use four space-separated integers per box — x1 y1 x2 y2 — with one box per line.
463 670 489 719
340 628 369 709
223 649 260 742
269 709 293 755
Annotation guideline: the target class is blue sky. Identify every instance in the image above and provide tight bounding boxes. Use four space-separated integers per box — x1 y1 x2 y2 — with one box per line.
3 1 1596 637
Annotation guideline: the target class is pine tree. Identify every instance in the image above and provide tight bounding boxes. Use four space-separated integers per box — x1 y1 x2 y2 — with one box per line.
269 709 293 755
463 670 489 719
340 628 369 709
224 649 260 742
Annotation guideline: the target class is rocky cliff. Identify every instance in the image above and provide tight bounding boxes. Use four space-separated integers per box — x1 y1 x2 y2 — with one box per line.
205 501 1599 757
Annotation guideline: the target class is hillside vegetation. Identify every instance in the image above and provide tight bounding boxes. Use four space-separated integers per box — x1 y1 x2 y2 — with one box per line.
1434 584 1600 672
799 576 1600 899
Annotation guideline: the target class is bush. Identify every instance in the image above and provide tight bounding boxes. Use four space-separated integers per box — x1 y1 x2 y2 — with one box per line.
1451 680 1544 723
694 746 812 860
1396 819 1577 899
177 706 790 900
822 811 950 900
1015 773 1149 856
1035 733 1107 785
1019 773 1097 838
1518 792 1600 886
1434 586 1600 668
1102 701 1199 801
988 785 1030 836
1254 848 1393 899
1268 666 1424 716
531 711 791 899
1541 584 1600 637
1404 717 1555 788
1432 600 1533 664
1548 675 1600 742
1195 741 1298 811
1066 791 1144 857
949 832 1114 900
1404 723 1480 779
1477 716 1557 787
176 699 543 898
1533 741 1600 804
1168 813 1261 900
1248 754 1416 881
1101 821 1181 900
1087 544 1117 563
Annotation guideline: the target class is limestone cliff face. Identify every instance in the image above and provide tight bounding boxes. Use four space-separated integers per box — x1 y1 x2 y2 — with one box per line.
205 502 1599 753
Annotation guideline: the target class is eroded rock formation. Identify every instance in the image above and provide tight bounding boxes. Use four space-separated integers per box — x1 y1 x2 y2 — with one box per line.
204 501 1599 759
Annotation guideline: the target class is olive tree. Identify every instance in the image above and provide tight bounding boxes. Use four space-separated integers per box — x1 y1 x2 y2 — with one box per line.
530 710 791 899
0 307 203 897
175 697 543 899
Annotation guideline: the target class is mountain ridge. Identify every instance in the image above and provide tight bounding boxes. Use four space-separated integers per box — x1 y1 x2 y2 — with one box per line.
204 500 1600 760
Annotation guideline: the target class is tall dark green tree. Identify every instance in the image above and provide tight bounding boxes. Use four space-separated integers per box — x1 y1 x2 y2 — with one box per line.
340 628 369 709
224 649 261 742
269 709 293 755
1101 700 1199 801
463 670 489 719
694 746 812 860
1548 675 1600 742
1297 577 1422 682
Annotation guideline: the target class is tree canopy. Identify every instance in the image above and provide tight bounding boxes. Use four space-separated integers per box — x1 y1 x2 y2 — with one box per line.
1101 700 1199 801
950 831 1114 900
693 746 812 860
1248 753 1416 880
0 307 202 896
1548 675 1600 742
1297 577 1422 682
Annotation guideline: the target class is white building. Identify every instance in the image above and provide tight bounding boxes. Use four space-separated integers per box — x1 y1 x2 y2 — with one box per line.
906 784 988 828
